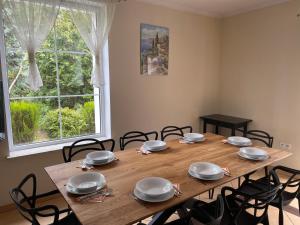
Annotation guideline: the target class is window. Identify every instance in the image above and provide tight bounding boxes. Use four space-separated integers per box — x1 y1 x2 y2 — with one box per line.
0 8 111 152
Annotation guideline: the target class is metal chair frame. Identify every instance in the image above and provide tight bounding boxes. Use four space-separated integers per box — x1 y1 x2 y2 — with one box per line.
9 173 78 225
119 131 158 150
160 125 192 141
62 138 115 162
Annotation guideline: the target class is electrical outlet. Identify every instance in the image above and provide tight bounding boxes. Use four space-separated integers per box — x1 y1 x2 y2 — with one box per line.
279 143 292 150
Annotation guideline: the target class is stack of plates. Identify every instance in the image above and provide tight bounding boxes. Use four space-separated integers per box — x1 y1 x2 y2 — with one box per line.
183 133 205 142
66 172 106 195
238 147 269 161
189 162 224 180
133 177 175 202
85 151 115 166
227 136 252 146
143 140 167 152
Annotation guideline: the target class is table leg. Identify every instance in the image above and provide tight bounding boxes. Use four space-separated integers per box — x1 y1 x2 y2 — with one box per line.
243 124 248 137
215 125 219 134
203 121 207 133
231 128 236 136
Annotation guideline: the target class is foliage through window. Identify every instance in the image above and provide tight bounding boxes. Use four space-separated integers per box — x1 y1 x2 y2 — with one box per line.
2 9 104 149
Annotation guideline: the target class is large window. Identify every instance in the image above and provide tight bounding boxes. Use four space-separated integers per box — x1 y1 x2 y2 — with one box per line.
0 8 110 152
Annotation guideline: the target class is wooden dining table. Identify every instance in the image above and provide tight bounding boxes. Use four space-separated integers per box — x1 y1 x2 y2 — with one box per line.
45 133 291 225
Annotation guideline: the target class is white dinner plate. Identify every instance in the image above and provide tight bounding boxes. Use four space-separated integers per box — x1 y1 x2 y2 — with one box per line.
188 169 224 181
227 136 252 146
84 156 116 166
135 177 173 198
189 162 224 177
240 147 268 158
66 172 106 195
143 140 167 151
66 184 103 195
86 151 115 164
238 152 269 161
133 188 175 203
184 133 205 142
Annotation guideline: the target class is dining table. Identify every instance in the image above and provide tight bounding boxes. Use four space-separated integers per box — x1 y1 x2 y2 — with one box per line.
45 133 292 225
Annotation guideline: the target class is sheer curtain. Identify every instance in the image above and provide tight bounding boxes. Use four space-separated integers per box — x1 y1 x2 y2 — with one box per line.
69 0 116 88
2 0 61 91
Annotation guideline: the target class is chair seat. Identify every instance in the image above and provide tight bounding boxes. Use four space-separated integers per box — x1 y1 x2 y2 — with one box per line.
50 213 82 225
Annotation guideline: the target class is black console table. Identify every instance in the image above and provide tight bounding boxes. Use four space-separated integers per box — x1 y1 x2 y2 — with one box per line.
200 114 252 136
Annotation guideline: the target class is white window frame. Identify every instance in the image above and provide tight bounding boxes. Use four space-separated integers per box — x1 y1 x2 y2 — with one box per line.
0 3 111 154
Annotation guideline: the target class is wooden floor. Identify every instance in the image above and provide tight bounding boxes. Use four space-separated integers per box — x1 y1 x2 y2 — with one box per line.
1 171 299 225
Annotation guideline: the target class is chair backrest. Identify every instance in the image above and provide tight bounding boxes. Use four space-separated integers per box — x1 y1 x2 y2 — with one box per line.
272 166 300 204
9 174 59 225
119 130 158 150
160 125 192 141
221 184 281 225
62 138 115 162
246 130 274 147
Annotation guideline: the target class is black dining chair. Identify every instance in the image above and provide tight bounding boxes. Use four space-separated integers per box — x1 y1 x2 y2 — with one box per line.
160 125 193 141
10 173 81 225
169 183 281 225
62 138 115 162
238 165 300 225
119 130 158 150
237 129 274 187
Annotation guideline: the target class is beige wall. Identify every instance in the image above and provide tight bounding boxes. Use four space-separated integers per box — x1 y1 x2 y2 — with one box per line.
0 0 221 206
220 0 300 169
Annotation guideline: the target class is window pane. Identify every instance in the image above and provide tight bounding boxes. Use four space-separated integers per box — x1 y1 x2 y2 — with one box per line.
60 96 96 138
10 99 59 145
55 9 89 52
7 51 58 98
58 53 93 95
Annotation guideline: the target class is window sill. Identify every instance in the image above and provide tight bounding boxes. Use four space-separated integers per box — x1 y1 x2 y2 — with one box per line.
7 142 69 158
7 137 110 159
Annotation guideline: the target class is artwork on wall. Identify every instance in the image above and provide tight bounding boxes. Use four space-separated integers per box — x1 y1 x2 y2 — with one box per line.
140 23 169 75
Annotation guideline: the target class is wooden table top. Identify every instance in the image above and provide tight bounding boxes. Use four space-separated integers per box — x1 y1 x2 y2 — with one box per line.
200 114 252 124
45 133 291 225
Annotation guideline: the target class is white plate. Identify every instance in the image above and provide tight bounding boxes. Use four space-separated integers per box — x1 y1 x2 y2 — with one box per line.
189 162 224 177
227 136 252 146
86 151 115 164
238 152 269 161
143 140 167 150
67 172 106 194
134 188 175 203
240 147 268 158
184 133 204 141
143 145 168 152
183 137 205 143
84 156 116 166
135 177 173 198
66 184 103 195
188 169 224 180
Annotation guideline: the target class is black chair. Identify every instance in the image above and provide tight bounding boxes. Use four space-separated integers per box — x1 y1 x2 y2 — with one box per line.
119 130 158 150
10 173 81 225
237 129 274 188
172 183 280 225
238 165 300 225
62 138 115 162
160 125 192 141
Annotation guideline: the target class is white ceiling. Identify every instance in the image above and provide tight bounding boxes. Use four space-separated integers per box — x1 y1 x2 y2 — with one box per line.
137 0 290 17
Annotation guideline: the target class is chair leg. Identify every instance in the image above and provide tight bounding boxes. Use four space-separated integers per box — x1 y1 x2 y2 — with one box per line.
264 166 268 177
238 177 241 188
208 189 214 199
278 206 284 225
298 195 300 215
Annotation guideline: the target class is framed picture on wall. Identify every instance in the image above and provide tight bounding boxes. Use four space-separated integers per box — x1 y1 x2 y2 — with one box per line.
140 23 169 75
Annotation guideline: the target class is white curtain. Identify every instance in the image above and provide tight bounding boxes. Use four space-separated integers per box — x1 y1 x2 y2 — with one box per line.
69 0 116 88
2 0 61 91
